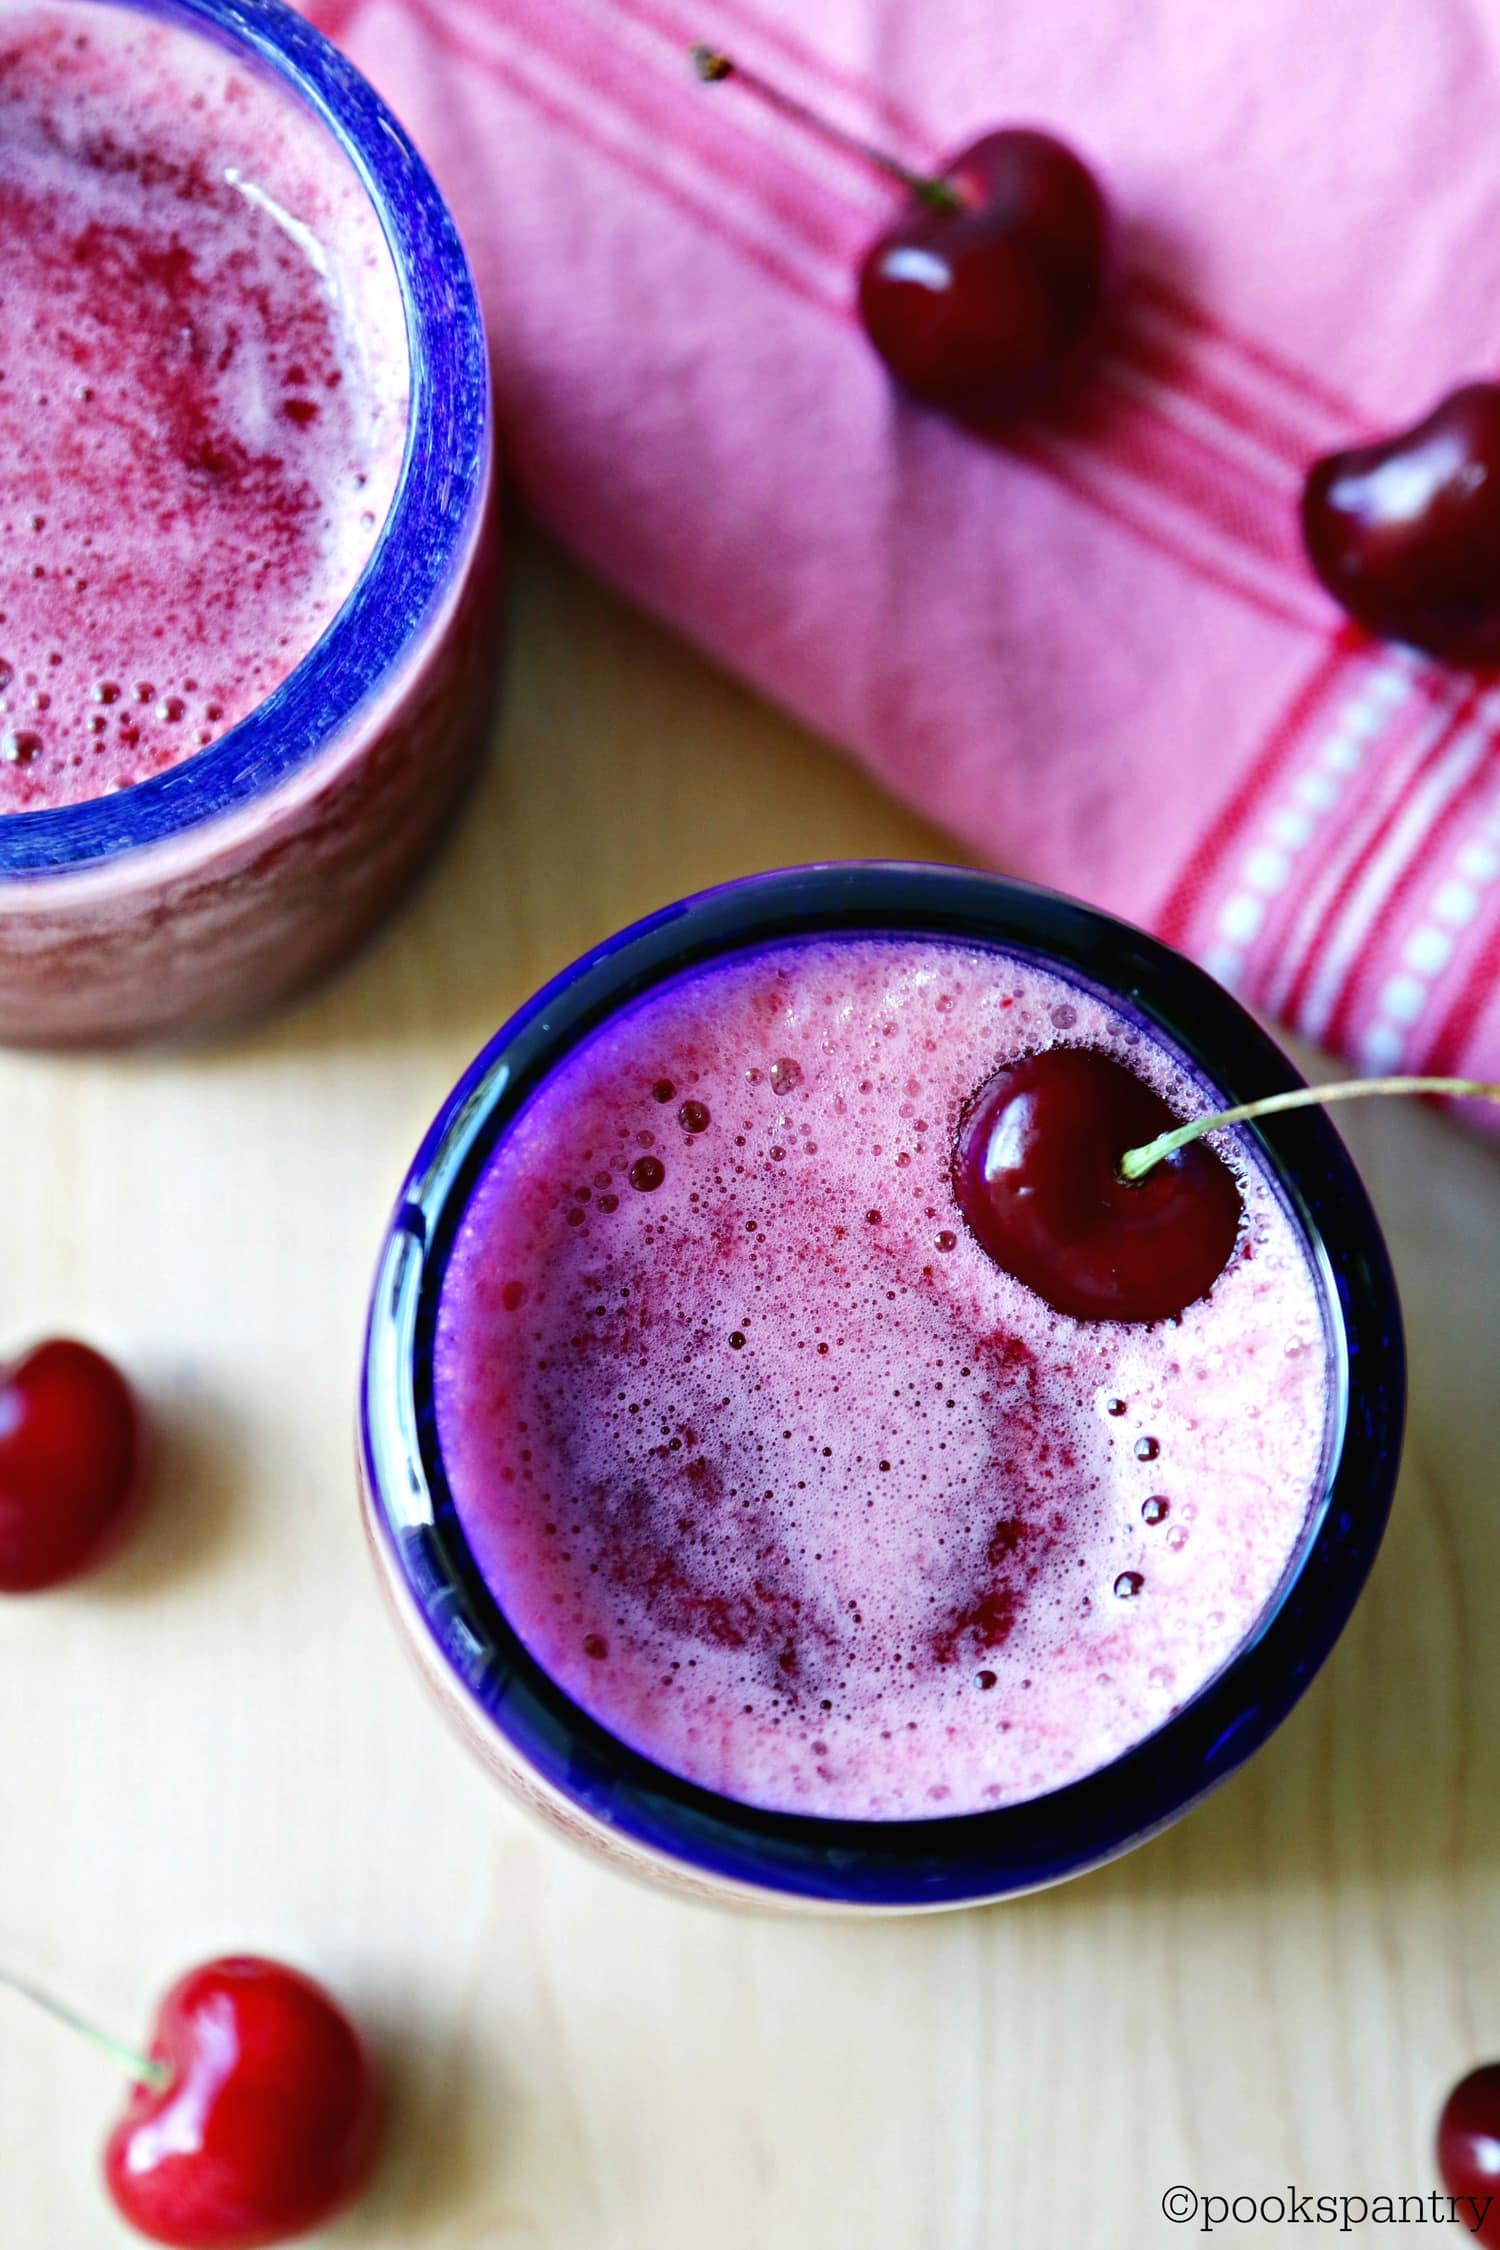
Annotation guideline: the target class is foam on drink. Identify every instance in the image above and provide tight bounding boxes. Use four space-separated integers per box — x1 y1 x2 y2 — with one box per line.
0 1 408 809
434 935 1333 1819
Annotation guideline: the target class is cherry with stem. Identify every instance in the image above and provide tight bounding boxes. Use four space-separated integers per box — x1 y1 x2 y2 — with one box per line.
952 1050 1500 1327
2 1952 380 2248
690 43 1112 417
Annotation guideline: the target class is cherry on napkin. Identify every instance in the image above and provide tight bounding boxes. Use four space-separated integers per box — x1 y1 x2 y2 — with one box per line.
308 0 1500 1103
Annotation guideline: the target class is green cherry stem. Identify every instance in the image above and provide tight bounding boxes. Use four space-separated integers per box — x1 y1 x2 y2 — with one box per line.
0 1964 170 2090
1119 1075 1500 1183
689 45 963 211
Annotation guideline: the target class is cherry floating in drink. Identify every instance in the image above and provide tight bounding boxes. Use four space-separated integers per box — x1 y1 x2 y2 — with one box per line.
951 1047 1243 1323
0 1339 143 1592
1302 383 1500 662
954 1053 1500 1323
691 48 1111 417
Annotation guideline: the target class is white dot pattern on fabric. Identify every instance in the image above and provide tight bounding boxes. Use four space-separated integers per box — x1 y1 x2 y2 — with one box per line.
1405 926 1453 977
1218 894 1265 946
1294 770 1341 812
1433 881 1481 927
1244 846 1292 893
1204 654 1417 993
1360 1023 1407 1073
1378 974 1427 1026
1203 945 1244 991
1269 806 1315 849
1355 793 1500 1072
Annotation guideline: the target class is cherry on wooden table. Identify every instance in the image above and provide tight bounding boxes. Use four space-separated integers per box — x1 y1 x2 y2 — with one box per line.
104 1956 381 2250
0 1338 143 1593
1436 2065 1500 2247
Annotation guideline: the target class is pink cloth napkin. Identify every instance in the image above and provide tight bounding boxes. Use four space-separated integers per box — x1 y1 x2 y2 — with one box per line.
308 0 1500 1100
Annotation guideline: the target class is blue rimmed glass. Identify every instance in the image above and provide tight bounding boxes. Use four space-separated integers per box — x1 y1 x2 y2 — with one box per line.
0 0 493 1045
361 865 1405 1910
0 0 488 876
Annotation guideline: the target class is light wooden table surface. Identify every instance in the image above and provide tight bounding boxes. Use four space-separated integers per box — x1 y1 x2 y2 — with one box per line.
3 519 1498 2250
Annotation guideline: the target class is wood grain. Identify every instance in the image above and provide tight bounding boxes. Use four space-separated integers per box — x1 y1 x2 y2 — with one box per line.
2 520 1497 2248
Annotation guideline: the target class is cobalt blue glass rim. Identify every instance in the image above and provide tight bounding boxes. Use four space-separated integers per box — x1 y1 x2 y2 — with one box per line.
0 0 489 878
360 864 1406 1907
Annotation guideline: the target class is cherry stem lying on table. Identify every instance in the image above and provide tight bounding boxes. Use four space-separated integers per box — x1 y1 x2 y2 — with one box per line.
0 1964 170 2090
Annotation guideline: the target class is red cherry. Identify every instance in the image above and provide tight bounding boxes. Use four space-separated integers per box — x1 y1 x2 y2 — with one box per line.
690 51 1109 419
858 129 1112 416
1302 383 1500 662
103 1957 381 2250
1437 2066 1500 2245
0 1338 143 1592
951 1047 1243 1324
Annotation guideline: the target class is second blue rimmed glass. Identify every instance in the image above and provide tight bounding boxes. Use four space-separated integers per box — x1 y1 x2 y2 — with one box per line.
0 0 493 1044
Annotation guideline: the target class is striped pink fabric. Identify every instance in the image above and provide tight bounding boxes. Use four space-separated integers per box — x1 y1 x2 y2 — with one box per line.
309 0 1500 1108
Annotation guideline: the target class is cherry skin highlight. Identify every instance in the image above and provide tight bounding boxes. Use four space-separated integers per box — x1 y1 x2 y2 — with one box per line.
1437 2066 1500 2247
0 1339 143 1592
951 1047 1243 1324
858 129 1112 417
103 1957 381 2250
1301 382 1500 663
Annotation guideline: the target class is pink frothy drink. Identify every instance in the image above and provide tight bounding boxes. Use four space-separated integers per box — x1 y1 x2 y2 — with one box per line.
0 0 492 1045
433 934 1332 1820
0 3 407 809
